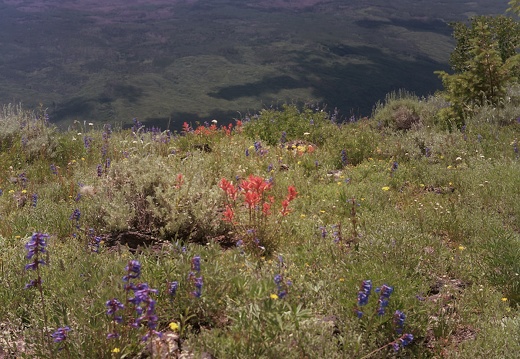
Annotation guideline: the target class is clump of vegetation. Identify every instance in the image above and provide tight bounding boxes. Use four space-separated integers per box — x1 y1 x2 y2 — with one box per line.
372 90 426 131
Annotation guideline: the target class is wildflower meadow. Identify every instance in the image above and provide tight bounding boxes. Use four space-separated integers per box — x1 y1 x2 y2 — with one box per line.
0 94 519 358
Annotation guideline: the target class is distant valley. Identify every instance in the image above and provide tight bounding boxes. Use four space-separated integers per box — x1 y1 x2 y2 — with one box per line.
0 0 509 129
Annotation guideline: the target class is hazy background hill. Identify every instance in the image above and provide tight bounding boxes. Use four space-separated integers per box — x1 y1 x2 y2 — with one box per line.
0 0 508 129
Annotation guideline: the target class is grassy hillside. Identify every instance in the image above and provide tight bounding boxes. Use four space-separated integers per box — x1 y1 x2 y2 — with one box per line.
0 0 508 128
0 91 519 357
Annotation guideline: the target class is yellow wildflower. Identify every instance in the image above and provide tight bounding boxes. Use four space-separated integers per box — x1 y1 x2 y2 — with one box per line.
270 294 279 300
458 245 466 251
111 348 120 353
501 297 508 302
21 190 27 194
381 186 390 191
169 322 180 331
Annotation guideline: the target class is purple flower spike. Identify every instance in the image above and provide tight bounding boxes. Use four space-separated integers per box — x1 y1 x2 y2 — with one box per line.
123 260 141 281
24 233 49 288
393 333 414 351
69 208 81 222
106 298 124 316
191 255 201 272
393 310 406 334
357 280 372 306
168 281 179 297
51 326 71 343
375 284 393 315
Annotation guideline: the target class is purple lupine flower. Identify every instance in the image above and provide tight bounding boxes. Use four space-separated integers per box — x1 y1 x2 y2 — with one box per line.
25 261 46 271
25 233 48 260
168 281 179 297
51 326 71 343
191 256 201 272
245 148 249 157
31 193 37 207
132 118 143 133
354 309 363 318
106 298 125 316
393 310 406 334
83 136 92 149
357 280 372 307
392 162 398 172
393 333 414 351
192 276 203 298
93 236 101 252
319 226 327 239
130 283 162 341
106 298 124 326
254 141 262 152
129 283 158 306
104 123 112 136
274 257 291 299
50 164 58 175
97 164 102 177
24 278 41 289
375 284 394 316
123 260 141 281
70 209 81 222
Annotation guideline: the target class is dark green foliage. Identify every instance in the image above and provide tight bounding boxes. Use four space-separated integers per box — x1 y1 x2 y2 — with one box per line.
509 0 520 15
243 104 334 146
449 16 520 75
436 16 520 128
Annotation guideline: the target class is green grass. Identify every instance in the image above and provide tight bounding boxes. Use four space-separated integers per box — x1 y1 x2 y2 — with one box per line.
0 97 519 358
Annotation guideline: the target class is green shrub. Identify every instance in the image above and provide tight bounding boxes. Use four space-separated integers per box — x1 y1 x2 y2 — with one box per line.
372 90 426 131
243 104 334 146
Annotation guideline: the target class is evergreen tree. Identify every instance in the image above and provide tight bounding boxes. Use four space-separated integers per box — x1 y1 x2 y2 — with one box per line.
435 16 520 127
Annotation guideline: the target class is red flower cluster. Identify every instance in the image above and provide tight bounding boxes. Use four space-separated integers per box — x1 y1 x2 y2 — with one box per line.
281 185 298 216
182 120 243 136
175 173 184 189
219 175 297 222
